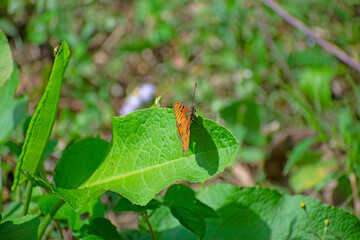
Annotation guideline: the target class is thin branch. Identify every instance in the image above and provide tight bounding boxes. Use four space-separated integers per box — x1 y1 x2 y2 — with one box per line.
142 211 156 240
256 3 296 84
262 0 360 73
23 181 33 215
38 199 65 240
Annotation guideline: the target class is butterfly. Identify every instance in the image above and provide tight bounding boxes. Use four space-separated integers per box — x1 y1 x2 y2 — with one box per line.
173 83 200 153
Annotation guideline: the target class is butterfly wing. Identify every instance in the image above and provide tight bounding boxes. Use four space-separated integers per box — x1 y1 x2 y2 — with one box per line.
173 101 191 153
181 112 192 153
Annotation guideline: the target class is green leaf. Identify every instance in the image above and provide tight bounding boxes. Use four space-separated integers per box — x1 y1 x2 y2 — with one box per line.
299 67 334 108
38 194 103 231
0 29 13 87
120 229 151 240
0 215 40 240
143 204 181 233
113 198 160 213
198 184 360 239
11 41 70 190
283 138 315 175
164 184 217 239
239 146 265 163
5 141 23 157
54 138 110 188
0 68 27 144
290 159 337 193
220 99 266 146
170 207 206 239
23 108 238 211
1 187 43 222
150 184 360 239
80 217 122 240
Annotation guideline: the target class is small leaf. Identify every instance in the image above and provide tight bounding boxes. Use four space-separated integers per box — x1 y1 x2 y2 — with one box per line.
170 207 206 239
290 160 337 193
12 41 70 190
0 215 40 240
23 108 238 210
283 138 315 175
164 184 217 239
299 67 334 108
0 29 13 86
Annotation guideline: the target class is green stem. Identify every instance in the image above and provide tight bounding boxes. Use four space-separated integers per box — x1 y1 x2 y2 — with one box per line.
304 210 320 240
143 211 156 240
23 181 33 215
322 225 327 240
56 220 64 239
38 199 64 240
15 185 20 202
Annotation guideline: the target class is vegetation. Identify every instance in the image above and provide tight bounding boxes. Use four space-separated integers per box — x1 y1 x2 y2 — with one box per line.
1 0 360 239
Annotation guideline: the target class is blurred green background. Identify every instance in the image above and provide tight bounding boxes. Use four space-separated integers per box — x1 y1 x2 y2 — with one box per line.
1 0 360 217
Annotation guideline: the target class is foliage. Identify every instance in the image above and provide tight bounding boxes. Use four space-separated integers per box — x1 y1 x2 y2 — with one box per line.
1 0 360 239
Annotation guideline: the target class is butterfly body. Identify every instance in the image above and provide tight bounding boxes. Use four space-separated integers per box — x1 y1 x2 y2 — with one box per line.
173 101 197 153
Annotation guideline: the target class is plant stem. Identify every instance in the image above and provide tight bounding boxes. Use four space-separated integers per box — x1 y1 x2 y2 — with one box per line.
143 211 156 240
262 0 360 73
56 220 64 239
304 210 320 240
23 181 33 215
349 172 360 215
38 199 64 240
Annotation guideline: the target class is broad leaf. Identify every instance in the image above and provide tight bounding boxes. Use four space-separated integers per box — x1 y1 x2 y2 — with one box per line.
0 29 13 86
147 184 360 239
12 41 70 190
0 68 27 144
23 108 239 210
0 215 40 240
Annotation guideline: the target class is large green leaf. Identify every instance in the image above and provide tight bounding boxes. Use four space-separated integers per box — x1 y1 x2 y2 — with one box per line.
0 29 13 87
12 41 70 190
24 108 239 210
0 68 27 144
0 215 40 240
148 184 360 239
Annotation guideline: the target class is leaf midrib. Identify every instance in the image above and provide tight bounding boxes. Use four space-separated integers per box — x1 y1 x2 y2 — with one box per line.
81 145 236 188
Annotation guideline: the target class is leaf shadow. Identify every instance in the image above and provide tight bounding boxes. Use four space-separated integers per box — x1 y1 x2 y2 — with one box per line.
205 202 271 239
54 138 110 189
189 116 219 176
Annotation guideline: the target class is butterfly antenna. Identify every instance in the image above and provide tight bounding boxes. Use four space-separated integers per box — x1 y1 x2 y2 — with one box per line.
191 83 198 106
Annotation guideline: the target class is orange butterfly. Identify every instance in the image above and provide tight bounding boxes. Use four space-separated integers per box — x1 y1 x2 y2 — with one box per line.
173 83 200 153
